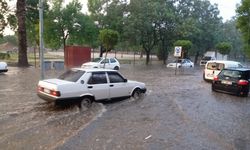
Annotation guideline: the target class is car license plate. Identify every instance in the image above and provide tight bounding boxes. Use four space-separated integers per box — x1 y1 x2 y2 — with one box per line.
44 88 50 94
221 80 232 85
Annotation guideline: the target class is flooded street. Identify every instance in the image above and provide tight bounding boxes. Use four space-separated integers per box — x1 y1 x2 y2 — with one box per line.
1 64 250 150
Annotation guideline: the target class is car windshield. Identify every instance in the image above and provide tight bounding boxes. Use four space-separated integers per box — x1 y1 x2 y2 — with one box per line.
57 69 85 82
93 58 102 62
174 59 183 63
202 56 212 60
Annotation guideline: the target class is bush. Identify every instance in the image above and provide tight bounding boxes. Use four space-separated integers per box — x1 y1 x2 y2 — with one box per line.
0 53 10 59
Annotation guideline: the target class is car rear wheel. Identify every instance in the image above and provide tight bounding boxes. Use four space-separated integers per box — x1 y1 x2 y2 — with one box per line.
80 97 93 110
132 89 142 100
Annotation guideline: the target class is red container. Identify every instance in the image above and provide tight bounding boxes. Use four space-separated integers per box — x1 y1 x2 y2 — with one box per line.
65 46 91 68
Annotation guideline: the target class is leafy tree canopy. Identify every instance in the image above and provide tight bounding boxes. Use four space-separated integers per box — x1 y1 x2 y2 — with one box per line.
216 42 232 55
99 29 119 51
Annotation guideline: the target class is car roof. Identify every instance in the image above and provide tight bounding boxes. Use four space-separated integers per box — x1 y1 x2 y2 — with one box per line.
223 67 250 71
71 67 117 72
206 60 240 64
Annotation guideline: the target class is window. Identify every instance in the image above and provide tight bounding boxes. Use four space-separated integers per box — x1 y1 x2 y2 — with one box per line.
222 70 241 78
207 63 224 70
108 72 125 83
100 58 109 64
58 69 85 82
110 58 117 63
88 72 107 84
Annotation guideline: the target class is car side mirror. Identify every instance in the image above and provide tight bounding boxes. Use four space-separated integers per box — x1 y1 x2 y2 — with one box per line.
81 80 84 84
124 79 128 82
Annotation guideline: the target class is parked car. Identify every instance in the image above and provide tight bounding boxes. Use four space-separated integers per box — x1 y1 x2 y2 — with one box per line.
167 59 194 68
0 62 8 73
212 68 250 97
37 68 146 108
203 60 244 81
81 57 120 70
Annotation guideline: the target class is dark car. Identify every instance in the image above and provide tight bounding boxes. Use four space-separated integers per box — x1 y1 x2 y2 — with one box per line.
212 68 250 97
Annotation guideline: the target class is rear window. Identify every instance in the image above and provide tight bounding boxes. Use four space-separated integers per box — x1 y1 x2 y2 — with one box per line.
58 70 85 82
207 63 224 71
221 70 242 79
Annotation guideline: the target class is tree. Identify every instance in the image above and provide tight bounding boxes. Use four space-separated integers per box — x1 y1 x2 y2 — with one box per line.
0 0 8 37
174 40 193 58
99 29 119 56
16 0 29 67
153 0 178 64
236 0 250 57
126 0 159 65
176 0 222 63
98 29 119 68
45 0 98 53
216 42 232 57
220 19 244 60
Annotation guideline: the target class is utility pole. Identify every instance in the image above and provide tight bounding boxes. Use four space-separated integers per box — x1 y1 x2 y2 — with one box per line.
39 0 44 80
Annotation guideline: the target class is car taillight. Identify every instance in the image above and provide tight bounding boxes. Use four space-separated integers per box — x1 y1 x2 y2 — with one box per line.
50 90 61 97
38 86 44 92
38 86 60 97
213 76 219 81
238 80 249 86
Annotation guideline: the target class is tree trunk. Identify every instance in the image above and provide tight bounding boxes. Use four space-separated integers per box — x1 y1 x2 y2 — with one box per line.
99 45 104 57
17 0 29 67
146 51 150 65
194 51 199 64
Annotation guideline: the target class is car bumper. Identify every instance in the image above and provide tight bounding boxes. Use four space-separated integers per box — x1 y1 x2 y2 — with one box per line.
141 88 147 93
0 69 8 73
212 82 249 96
37 92 58 102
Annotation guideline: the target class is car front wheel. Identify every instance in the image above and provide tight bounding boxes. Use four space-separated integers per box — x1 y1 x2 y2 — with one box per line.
114 66 119 70
132 89 143 100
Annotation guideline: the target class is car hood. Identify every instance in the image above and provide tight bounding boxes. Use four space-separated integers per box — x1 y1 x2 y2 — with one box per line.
127 80 146 87
167 63 181 66
81 62 99 67
0 62 7 68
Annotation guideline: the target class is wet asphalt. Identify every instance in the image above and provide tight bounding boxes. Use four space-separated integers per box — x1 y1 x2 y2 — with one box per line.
0 64 250 150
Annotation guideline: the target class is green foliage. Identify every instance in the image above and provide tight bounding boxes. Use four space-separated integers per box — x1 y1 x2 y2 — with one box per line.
0 52 10 59
0 35 17 45
0 0 8 36
236 0 250 57
216 42 232 55
99 29 119 51
44 0 98 50
174 40 193 50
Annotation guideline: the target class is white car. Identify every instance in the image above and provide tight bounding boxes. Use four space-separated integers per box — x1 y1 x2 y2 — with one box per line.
0 62 8 73
81 57 120 70
203 60 244 81
167 59 194 68
37 68 146 108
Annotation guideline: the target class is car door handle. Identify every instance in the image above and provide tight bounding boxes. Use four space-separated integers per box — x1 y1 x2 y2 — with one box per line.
88 86 93 89
110 85 114 87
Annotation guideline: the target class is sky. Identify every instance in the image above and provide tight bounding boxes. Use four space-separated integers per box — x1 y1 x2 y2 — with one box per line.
209 0 241 21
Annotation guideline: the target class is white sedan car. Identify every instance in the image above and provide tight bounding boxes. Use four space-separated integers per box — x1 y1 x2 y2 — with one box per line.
167 59 194 68
81 57 120 70
37 68 146 108
0 62 8 73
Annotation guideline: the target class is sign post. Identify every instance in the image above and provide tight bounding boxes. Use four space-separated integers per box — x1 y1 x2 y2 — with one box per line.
174 46 182 75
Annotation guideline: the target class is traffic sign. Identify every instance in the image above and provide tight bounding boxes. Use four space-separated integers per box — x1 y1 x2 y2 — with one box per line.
174 46 182 57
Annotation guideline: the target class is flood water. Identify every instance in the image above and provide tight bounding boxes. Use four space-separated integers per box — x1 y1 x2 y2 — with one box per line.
0 64 250 150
